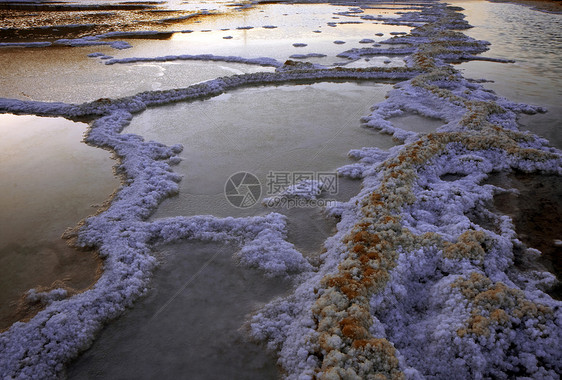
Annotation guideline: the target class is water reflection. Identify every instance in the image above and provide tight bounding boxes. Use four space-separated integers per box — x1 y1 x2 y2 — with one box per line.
138 4 412 67
68 240 288 380
0 3 414 103
0 47 272 103
0 114 118 330
125 82 396 218
453 0 562 148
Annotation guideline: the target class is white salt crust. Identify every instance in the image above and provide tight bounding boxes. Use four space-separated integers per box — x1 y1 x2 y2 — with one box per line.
0 1 561 379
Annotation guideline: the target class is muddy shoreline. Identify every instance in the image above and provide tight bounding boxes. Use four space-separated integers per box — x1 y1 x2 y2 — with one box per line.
0 1 210 41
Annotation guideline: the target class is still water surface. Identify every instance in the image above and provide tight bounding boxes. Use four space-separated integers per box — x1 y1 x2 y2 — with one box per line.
0 114 118 329
454 0 562 148
1 0 560 377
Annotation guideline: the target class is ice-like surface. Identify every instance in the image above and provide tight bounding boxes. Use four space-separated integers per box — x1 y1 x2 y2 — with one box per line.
67 240 290 379
387 113 445 134
264 179 326 204
125 82 396 218
0 48 275 103
0 1 561 379
289 53 327 59
0 42 52 48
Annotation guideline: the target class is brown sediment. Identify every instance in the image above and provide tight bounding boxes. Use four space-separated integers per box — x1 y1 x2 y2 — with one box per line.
310 4 560 378
0 246 103 332
0 187 120 333
488 0 562 14
311 131 557 377
0 4 216 42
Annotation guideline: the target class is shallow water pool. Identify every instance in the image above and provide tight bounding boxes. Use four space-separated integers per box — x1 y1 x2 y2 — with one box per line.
67 240 289 379
125 81 397 218
0 114 118 329
453 0 562 148
0 46 273 103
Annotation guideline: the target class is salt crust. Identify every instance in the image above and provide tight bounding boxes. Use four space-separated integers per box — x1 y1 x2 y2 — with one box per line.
103 54 283 67
0 1 561 379
252 3 562 380
0 49 421 380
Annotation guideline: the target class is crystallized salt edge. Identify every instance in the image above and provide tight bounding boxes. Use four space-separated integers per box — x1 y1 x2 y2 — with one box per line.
0 46 427 380
0 1 560 379
251 3 562 380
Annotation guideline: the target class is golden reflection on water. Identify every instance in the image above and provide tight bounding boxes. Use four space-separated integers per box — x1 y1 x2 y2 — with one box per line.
451 0 562 147
0 114 118 330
